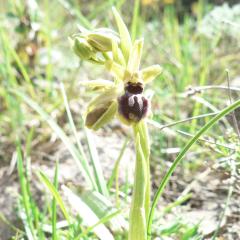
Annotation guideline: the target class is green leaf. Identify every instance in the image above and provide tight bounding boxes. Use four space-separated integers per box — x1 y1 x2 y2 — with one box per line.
75 209 122 239
62 186 114 240
80 190 127 233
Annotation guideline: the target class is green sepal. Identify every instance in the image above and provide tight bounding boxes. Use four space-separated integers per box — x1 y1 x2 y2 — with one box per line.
127 39 143 73
87 31 119 52
112 7 132 63
105 60 125 80
86 101 118 131
87 87 118 112
80 80 114 91
112 40 126 66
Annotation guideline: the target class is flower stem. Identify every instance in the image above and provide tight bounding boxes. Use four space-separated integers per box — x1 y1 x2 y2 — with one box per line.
129 121 151 240
139 121 151 219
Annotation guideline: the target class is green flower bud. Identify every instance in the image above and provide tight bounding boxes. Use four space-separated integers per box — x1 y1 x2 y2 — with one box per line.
72 37 96 60
87 31 119 52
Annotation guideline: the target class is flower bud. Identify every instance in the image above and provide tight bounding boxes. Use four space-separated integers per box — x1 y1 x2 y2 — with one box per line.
72 37 96 60
87 31 119 52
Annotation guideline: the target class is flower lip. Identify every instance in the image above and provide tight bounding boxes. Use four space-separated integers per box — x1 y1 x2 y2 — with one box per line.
118 93 148 123
125 81 143 94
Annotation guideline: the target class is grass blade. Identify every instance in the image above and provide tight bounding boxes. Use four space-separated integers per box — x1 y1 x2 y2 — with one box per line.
147 98 240 239
12 89 98 191
52 162 59 240
107 137 129 190
17 146 36 240
85 129 109 196
60 82 97 190
37 171 70 223
61 82 109 196
0 29 35 97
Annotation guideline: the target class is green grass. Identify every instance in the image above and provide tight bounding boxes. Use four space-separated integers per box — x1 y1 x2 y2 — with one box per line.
1 0 240 239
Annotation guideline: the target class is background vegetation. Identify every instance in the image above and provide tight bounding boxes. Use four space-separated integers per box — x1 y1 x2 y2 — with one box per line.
0 0 240 239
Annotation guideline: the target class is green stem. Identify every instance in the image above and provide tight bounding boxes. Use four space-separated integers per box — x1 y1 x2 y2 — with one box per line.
129 121 151 240
135 121 151 218
129 129 147 240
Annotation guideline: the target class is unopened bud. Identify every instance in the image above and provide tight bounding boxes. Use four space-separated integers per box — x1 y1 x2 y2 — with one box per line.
87 31 119 52
73 37 96 60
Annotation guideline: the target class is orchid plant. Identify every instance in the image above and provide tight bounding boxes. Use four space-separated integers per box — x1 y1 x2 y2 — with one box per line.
70 7 162 240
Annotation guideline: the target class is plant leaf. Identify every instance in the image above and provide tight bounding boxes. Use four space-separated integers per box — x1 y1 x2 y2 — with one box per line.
62 186 115 240
80 190 127 232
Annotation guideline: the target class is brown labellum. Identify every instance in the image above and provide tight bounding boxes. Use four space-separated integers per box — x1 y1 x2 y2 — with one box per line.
118 82 149 123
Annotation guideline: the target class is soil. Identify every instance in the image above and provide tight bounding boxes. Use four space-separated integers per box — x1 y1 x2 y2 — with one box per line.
0 123 240 239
